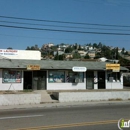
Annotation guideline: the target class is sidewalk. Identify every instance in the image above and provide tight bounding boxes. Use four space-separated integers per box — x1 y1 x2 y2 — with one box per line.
0 100 130 111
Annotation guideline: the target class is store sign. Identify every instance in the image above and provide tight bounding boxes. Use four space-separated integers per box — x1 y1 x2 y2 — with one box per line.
27 65 40 70
106 64 120 72
72 66 87 72
0 49 18 55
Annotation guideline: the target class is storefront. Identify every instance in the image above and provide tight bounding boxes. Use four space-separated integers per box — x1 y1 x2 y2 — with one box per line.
47 69 86 90
0 59 128 91
24 71 46 90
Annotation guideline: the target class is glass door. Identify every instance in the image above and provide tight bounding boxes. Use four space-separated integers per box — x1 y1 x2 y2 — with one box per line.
86 71 94 89
33 71 46 90
98 71 105 89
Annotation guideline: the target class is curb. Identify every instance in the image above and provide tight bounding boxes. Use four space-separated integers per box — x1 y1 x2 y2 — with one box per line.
0 100 130 111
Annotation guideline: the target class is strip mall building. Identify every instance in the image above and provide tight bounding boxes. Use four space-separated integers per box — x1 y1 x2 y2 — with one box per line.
0 49 128 91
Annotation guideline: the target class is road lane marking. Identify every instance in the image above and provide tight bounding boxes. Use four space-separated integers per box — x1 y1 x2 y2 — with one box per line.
0 115 44 120
11 119 128 130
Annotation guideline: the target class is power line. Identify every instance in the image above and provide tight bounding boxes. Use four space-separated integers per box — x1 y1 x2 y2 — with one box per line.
0 20 130 32
0 20 130 31
0 24 130 36
0 15 130 28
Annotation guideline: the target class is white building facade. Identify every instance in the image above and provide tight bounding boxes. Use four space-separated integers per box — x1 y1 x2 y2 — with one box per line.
0 58 128 91
0 49 41 60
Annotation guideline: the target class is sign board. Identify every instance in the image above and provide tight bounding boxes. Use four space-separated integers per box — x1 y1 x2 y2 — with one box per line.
27 65 40 70
72 67 87 72
106 64 120 72
0 49 18 56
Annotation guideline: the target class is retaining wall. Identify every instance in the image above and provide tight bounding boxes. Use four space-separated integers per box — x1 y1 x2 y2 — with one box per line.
0 94 41 106
53 91 130 102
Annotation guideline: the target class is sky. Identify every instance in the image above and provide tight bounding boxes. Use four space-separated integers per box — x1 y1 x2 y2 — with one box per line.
0 0 130 50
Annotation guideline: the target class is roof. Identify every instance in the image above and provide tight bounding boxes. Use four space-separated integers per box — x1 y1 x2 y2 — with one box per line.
0 59 128 71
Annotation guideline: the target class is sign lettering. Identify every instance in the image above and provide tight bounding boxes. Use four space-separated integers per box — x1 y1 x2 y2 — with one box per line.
27 65 40 70
106 64 120 72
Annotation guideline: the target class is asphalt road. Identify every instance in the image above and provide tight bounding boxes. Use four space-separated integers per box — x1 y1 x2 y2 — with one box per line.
0 103 130 130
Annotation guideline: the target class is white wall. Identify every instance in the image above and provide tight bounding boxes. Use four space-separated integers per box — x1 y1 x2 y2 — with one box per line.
57 91 130 102
106 82 123 89
47 70 86 90
0 94 41 106
0 49 41 60
0 69 23 91
105 71 123 89
47 83 86 90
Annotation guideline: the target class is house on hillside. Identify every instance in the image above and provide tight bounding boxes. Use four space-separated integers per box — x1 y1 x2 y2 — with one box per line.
64 53 73 59
53 51 64 56
88 50 96 59
78 50 87 57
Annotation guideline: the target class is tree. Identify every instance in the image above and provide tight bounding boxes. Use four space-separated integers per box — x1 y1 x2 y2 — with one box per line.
7 47 13 49
34 44 39 50
115 47 119 59
73 52 81 59
105 50 111 59
31 46 36 50
95 52 101 59
78 45 82 50
93 43 98 48
54 51 59 60
98 42 103 48
124 51 129 55
111 48 117 59
73 43 78 50
50 50 54 56
59 54 64 60
51 46 57 51
100 45 111 59
26 45 39 50
84 54 90 59
54 52 65 60
26 46 31 50
121 48 125 54
88 43 92 46
65 47 73 53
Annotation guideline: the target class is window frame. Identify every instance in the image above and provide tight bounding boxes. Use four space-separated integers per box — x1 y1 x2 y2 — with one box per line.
107 71 120 83
2 69 22 83
48 70 65 83
67 71 84 83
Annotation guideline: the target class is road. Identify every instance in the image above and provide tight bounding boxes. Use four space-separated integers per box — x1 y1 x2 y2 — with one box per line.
0 103 130 130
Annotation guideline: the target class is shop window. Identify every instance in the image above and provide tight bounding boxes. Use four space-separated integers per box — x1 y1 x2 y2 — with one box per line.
2 70 22 83
48 71 65 83
107 71 120 82
67 71 84 83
